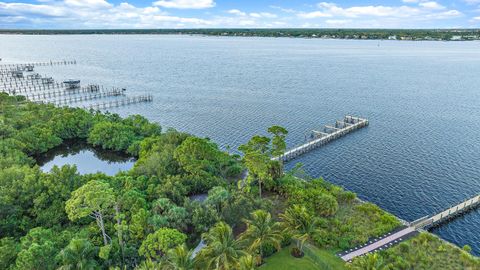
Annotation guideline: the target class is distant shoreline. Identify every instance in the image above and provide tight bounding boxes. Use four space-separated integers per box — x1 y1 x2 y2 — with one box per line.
1 28 480 41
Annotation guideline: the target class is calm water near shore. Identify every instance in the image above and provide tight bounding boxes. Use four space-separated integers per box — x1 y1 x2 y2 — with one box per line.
2 35 479 254
36 141 135 175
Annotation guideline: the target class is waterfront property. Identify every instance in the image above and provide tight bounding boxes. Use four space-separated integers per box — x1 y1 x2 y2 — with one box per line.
273 116 368 162
0 60 152 109
339 193 480 261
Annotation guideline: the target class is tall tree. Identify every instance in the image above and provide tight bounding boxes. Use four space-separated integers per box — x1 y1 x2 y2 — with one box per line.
280 205 319 257
239 135 271 198
198 222 245 270
15 227 60 270
139 228 187 261
65 180 115 245
239 210 282 262
267 125 288 157
164 244 196 270
57 238 99 270
174 137 218 175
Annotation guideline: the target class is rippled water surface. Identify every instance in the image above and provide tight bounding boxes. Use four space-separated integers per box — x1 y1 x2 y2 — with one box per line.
1 35 479 254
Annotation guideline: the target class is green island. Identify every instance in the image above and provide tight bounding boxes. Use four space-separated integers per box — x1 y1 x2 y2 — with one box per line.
1 28 480 41
0 93 478 269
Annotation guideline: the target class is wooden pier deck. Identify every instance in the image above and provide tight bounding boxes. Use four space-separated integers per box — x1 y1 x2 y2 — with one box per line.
83 95 153 110
272 116 368 162
339 193 480 261
1 60 152 110
37 90 126 106
0 60 76 71
410 194 480 229
24 87 106 100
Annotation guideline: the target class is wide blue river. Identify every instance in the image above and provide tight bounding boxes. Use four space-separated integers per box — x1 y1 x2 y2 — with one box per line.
1 35 479 255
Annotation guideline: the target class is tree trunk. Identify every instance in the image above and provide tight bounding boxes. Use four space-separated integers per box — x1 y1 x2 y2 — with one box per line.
96 211 109 246
114 204 125 263
258 179 262 198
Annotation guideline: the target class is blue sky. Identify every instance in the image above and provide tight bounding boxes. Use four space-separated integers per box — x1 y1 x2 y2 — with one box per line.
1 0 480 29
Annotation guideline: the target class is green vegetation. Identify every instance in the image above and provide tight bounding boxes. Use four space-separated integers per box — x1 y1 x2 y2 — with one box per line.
1 29 480 41
0 93 477 269
348 233 479 270
260 246 319 270
261 244 346 270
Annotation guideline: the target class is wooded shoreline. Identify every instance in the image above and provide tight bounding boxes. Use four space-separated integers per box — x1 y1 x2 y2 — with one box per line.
1 28 480 41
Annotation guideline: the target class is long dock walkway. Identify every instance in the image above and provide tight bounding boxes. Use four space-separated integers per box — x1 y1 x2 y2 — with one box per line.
339 193 480 262
0 60 76 71
272 116 368 162
410 194 480 229
340 226 417 261
83 95 153 110
1 59 153 110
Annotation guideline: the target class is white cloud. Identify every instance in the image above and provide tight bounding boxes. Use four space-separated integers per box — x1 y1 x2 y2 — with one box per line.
419 1 445 10
227 9 277 19
227 9 246 16
64 0 112 8
0 0 214 28
249 12 277 18
298 2 462 21
298 11 332 19
153 0 214 9
463 0 480 4
0 2 68 17
269 5 297 14
292 2 464 28
325 19 351 27
0 0 469 29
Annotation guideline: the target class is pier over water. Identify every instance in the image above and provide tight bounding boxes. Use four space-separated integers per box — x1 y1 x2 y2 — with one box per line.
339 193 480 261
273 115 368 162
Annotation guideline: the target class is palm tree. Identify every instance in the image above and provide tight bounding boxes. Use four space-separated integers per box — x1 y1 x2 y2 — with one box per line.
135 258 163 270
239 210 282 262
57 238 98 270
164 244 196 270
238 255 256 270
197 222 246 270
348 253 387 270
280 205 318 257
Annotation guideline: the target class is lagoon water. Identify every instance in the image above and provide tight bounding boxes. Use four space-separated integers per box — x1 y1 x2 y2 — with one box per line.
36 141 135 176
1 35 479 254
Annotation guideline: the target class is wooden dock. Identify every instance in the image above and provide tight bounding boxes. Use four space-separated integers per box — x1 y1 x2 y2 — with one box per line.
0 60 76 71
339 193 480 261
36 89 126 106
26 87 122 101
272 116 368 162
410 194 480 229
0 59 154 110
83 95 153 110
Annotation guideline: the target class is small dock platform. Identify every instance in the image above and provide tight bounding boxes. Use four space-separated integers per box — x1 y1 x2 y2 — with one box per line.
273 116 368 162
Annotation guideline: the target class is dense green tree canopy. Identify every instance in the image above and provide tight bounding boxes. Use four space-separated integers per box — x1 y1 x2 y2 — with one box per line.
0 93 476 270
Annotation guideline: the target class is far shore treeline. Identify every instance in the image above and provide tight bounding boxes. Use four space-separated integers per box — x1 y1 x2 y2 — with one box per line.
1 28 480 41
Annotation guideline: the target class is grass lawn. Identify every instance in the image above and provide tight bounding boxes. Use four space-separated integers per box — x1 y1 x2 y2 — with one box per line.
260 245 346 270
